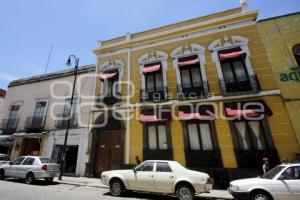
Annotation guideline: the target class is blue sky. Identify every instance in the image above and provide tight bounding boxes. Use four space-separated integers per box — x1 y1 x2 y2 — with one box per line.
0 0 299 89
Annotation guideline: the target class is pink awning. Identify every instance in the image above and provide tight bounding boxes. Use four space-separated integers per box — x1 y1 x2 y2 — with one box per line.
100 72 117 80
178 57 199 67
225 108 258 117
219 50 246 61
139 114 166 122
179 111 211 120
142 63 161 74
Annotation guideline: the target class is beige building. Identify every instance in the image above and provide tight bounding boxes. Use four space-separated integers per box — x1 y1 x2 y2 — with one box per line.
0 65 95 176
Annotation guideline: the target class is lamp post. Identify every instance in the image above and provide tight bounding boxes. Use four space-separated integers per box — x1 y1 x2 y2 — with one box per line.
59 55 79 180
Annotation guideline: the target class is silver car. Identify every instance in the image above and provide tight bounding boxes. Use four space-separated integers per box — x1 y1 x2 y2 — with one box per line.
0 154 10 167
0 156 60 184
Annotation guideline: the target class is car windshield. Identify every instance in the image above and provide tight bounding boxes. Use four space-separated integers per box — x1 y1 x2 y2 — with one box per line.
39 158 56 164
261 166 285 179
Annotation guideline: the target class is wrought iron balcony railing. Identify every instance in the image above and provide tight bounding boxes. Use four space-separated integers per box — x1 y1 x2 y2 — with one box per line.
140 86 168 102
219 74 261 96
177 81 210 100
54 113 78 129
0 118 18 133
95 92 121 107
24 116 45 131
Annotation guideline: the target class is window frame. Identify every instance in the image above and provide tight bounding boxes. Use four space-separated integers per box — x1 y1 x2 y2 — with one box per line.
156 162 172 172
145 71 164 92
179 65 203 88
7 104 21 129
146 123 169 150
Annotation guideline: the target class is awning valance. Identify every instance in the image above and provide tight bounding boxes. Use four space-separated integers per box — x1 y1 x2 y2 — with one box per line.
139 109 171 123
219 48 246 61
100 70 118 80
224 100 272 117
13 132 44 139
142 62 161 74
178 105 214 120
178 55 199 67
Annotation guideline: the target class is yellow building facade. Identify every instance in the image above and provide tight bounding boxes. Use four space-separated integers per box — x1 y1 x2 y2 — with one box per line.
87 7 300 185
257 12 300 148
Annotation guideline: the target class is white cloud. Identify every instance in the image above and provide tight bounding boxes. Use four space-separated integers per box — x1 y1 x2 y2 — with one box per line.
0 73 18 81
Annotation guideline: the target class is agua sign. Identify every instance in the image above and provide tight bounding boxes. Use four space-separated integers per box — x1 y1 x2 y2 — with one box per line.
280 68 300 82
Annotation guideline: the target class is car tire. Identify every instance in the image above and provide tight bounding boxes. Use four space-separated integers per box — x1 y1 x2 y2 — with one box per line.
25 172 35 184
0 170 5 180
110 179 124 197
251 191 273 200
176 184 195 200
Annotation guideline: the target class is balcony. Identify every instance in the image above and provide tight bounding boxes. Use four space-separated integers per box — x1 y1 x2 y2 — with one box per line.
24 116 44 132
54 114 78 129
140 87 168 102
220 74 261 96
177 81 210 100
95 92 121 107
0 118 18 134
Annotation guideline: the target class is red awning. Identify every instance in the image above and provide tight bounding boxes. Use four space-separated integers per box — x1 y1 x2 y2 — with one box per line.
100 72 117 80
179 111 211 120
139 114 166 122
219 50 246 61
178 57 199 67
142 63 161 74
225 108 258 117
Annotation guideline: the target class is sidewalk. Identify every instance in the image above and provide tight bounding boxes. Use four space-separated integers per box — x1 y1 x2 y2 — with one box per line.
56 176 233 199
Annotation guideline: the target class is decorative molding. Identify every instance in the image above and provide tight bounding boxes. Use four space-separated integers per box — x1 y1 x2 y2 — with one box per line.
138 51 168 90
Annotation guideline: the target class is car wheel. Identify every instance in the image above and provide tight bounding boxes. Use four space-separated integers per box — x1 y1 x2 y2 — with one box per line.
251 191 272 200
110 179 124 197
0 170 5 180
25 172 35 184
176 184 195 200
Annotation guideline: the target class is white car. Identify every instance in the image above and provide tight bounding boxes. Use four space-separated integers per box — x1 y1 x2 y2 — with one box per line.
229 163 300 200
101 160 213 200
0 156 60 184
0 154 10 166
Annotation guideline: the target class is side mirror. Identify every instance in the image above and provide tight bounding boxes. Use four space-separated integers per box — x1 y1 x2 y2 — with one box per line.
9 161 12 165
278 175 285 180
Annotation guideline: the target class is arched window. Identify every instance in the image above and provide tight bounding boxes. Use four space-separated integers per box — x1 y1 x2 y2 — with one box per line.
293 44 300 67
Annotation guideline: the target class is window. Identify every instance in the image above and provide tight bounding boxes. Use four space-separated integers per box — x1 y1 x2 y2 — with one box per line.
180 66 202 88
186 122 213 150
0 155 10 161
33 101 47 119
147 124 168 150
39 158 56 164
12 157 25 165
22 157 35 165
63 97 78 117
136 162 154 172
145 72 163 92
293 44 300 67
7 105 20 129
156 162 172 172
234 120 268 150
221 59 249 85
282 167 300 180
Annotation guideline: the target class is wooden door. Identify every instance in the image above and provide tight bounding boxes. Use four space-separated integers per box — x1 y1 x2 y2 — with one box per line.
94 131 123 177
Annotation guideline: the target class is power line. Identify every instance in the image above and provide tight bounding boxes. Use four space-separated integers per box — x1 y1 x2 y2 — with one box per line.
44 44 53 74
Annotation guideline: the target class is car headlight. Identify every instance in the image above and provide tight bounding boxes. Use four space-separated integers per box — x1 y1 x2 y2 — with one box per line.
230 184 240 191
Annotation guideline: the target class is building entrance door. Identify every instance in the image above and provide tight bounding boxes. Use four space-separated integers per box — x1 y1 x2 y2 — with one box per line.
94 130 123 177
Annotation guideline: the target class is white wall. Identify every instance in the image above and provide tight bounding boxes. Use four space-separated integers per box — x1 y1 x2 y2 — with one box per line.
0 97 5 122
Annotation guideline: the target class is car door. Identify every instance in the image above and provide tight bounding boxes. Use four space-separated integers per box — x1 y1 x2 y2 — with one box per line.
279 166 300 200
272 166 299 200
129 161 156 191
6 157 26 178
19 157 35 178
154 162 175 192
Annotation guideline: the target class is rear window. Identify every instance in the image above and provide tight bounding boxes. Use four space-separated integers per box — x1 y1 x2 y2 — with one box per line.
39 158 56 164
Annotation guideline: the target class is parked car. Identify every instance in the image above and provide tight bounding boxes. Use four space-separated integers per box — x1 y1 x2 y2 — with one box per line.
0 156 60 184
101 160 213 200
0 154 10 166
229 163 300 200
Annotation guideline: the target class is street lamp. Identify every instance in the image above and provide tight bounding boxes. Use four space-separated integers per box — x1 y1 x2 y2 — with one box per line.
59 55 79 180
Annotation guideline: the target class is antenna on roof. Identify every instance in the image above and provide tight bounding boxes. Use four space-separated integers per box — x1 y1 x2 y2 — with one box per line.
240 0 248 12
44 44 53 74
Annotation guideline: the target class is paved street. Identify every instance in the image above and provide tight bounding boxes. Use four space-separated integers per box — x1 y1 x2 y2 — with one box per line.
0 178 231 200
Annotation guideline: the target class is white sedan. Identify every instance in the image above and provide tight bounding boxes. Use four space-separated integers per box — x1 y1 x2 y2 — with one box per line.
229 163 300 200
101 160 213 200
0 156 60 184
